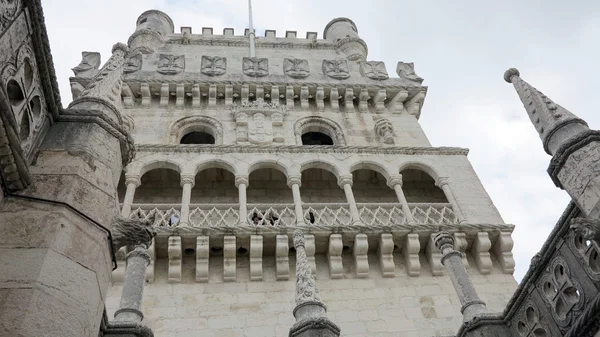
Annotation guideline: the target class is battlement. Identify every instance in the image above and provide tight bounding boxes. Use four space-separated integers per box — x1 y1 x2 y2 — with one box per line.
178 26 320 41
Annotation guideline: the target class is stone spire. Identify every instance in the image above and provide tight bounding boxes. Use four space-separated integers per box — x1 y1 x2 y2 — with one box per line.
504 68 590 155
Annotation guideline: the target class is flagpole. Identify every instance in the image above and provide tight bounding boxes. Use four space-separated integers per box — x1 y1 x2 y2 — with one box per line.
248 0 256 57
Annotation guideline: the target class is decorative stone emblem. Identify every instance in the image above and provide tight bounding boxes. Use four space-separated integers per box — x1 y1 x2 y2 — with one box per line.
396 62 423 84
248 113 273 144
243 57 269 77
231 99 287 144
201 56 227 76
157 54 185 75
0 0 21 34
123 53 142 74
72 52 101 77
361 61 388 80
322 59 350 79
284 58 310 78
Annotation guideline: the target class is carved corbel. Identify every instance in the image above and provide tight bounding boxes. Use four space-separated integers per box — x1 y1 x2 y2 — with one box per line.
300 86 309 109
225 85 233 105
276 235 289 280
358 88 369 112
328 234 343 279
256 85 264 101
374 89 386 113
286 86 294 107
316 87 325 111
121 83 134 109
241 84 249 102
472 232 492 274
208 84 217 108
404 233 421 277
354 234 369 278
250 235 263 281
388 90 409 113
140 83 150 108
493 232 515 274
176 84 184 109
192 84 200 107
159 83 169 107
270 86 279 104
330 87 340 112
196 236 209 282
406 91 426 117
344 88 355 113
454 232 469 268
378 233 395 277
223 236 236 282
168 236 182 283
427 234 444 276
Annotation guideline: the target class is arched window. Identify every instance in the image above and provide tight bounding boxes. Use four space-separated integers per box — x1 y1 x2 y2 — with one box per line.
301 132 333 145
180 131 215 144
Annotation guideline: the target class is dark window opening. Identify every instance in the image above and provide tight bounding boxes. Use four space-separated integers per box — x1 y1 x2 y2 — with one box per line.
7 80 24 104
180 132 215 145
302 132 333 145
139 18 148 24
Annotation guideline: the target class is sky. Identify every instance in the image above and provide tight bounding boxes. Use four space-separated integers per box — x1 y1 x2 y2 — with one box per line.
42 0 600 282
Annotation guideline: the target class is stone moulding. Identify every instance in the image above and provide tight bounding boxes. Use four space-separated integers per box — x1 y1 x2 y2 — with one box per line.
168 115 224 144
165 36 336 50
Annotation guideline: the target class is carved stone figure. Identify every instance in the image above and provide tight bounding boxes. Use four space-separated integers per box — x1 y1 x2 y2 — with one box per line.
123 53 142 74
243 57 269 77
0 0 21 34
284 58 310 78
72 51 101 77
396 61 423 84
361 61 388 80
111 214 157 252
322 59 350 80
201 56 227 76
571 217 600 242
157 54 185 75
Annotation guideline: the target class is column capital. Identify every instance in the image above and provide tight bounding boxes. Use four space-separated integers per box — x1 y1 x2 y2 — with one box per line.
337 175 353 188
293 230 306 248
235 175 249 187
435 177 450 188
287 175 302 188
434 231 455 252
180 175 195 188
387 174 403 188
125 175 141 187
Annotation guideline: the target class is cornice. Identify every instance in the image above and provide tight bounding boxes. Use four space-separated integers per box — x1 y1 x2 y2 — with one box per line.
165 36 335 50
135 144 470 156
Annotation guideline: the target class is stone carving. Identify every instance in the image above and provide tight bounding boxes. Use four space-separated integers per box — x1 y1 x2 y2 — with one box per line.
248 113 272 144
111 214 157 252
284 58 310 78
123 53 142 74
72 52 101 77
361 61 388 80
374 118 394 144
293 230 322 306
230 98 287 145
243 57 268 77
571 217 600 242
322 59 350 79
0 0 20 33
540 257 584 327
201 56 227 76
396 61 423 84
157 54 185 75
514 303 549 337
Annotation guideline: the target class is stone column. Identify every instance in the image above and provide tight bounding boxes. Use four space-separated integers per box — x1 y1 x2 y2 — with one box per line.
387 174 416 225
434 231 487 322
338 175 362 225
288 175 305 225
290 230 341 337
114 244 151 323
121 175 141 217
236 176 249 225
436 177 466 224
179 175 195 226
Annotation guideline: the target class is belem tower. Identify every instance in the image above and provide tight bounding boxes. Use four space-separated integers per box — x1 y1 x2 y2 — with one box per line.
3 1 600 337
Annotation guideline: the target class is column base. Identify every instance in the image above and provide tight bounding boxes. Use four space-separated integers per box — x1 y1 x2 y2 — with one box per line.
289 316 341 337
103 321 154 337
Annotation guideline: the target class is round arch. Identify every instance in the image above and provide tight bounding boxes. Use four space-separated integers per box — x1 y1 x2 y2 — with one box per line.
349 161 392 182
248 160 289 178
169 116 223 144
398 161 440 182
194 159 237 176
138 159 183 177
299 159 341 180
293 116 347 145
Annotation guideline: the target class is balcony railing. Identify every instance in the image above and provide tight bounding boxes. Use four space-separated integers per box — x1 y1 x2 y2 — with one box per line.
126 202 458 227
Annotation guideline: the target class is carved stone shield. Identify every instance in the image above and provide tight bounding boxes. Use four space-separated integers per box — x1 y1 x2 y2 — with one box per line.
243 57 269 77
201 56 227 76
123 54 142 74
361 61 388 80
248 113 273 144
157 54 185 75
284 58 309 78
322 59 350 79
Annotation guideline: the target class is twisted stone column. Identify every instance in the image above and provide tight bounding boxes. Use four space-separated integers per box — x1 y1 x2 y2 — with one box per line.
387 175 416 225
288 175 305 225
338 175 362 226
434 231 487 322
436 177 466 224
179 175 195 226
121 175 141 217
290 230 340 337
236 176 249 225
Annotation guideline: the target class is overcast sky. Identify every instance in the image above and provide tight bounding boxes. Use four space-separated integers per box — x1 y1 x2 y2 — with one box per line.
42 0 600 281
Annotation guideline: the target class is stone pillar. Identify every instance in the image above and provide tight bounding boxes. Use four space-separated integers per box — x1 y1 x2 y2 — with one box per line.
338 175 362 225
436 177 466 224
236 176 249 225
121 175 141 217
114 245 151 323
179 175 195 226
290 230 341 337
434 231 487 322
288 175 305 225
387 174 416 225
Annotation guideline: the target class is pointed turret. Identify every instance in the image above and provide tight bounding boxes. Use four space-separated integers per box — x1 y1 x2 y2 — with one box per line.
504 68 590 155
505 68 600 218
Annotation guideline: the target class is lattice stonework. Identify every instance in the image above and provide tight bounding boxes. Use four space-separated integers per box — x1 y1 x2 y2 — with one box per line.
409 203 457 225
303 204 352 227
189 206 239 227
247 205 296 226
130 207 181 227
358 204 405 226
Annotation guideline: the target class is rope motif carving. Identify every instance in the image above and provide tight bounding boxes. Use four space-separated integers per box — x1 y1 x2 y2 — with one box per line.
294 230 322 306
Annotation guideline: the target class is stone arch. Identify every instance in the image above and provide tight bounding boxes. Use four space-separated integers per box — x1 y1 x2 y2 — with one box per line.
136 158 183 177
169 116 223 144
248 160 289 178
398 161 440 182
299 159 341 179
349 161 392 182
293 116 347 145
194 159 237 176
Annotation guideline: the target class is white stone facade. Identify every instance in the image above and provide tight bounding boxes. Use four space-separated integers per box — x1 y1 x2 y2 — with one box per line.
99 9 517 337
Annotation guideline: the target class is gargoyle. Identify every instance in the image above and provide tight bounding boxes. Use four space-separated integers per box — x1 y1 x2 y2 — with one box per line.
111 214 157 252
571 217 600 242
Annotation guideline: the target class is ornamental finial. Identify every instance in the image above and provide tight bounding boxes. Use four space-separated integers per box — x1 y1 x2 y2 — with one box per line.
503 67 520 83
